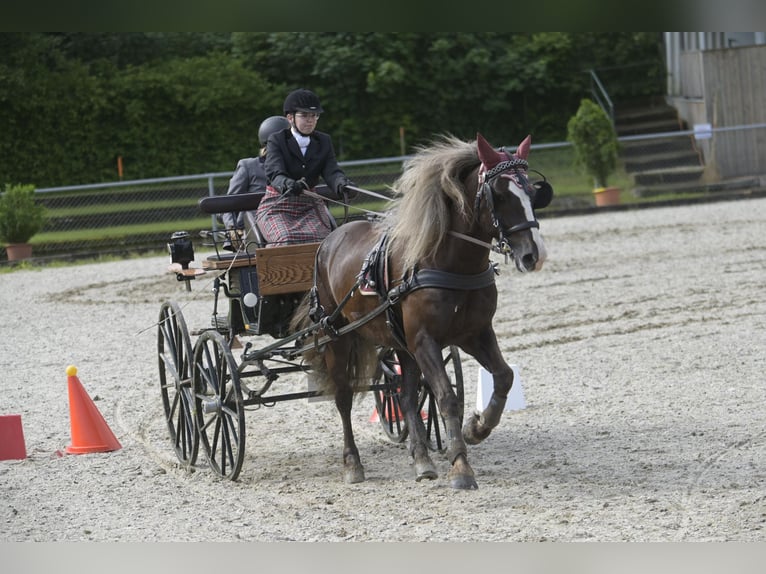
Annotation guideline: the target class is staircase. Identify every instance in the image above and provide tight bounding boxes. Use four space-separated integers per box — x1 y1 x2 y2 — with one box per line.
613 98 762 197
614 99 705 196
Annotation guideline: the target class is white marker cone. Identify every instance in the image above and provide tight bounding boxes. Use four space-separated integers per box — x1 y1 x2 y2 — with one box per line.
476 365 526 412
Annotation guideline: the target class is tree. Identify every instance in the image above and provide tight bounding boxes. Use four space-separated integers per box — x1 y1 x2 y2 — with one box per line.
0 32 664 185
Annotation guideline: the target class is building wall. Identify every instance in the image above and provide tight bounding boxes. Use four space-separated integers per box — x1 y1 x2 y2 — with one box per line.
664 34 766 179
701 45 766 178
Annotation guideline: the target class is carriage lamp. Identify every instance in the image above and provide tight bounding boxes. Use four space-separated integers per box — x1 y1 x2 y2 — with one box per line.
168 231 195 269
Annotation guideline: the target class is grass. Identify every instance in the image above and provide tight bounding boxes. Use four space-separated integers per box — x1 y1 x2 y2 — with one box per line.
529 146 635 201
33 217 213 243
4 146 746 267
47 197 201 217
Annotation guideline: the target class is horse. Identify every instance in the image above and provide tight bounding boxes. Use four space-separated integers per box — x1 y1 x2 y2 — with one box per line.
291 132 550 489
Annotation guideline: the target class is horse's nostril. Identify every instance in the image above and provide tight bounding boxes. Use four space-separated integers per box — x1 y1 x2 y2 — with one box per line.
522 253 537 270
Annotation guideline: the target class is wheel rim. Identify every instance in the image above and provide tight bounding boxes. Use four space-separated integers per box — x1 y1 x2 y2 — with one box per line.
372 346 465 449
157 301 198 466
192 330 245 481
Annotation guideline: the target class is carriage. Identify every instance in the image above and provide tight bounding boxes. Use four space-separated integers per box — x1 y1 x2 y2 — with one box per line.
157 133 551 489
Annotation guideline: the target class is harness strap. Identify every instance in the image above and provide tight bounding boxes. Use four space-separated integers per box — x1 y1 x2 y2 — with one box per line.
397 264 497 295
304 241 498 355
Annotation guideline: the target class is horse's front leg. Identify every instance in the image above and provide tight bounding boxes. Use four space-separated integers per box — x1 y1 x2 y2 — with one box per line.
396 353 437 482
414 338 478 490
460 327 514 445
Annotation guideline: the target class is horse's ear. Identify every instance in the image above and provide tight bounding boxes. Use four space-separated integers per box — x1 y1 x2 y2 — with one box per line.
476 132 503 168
514 134 532 160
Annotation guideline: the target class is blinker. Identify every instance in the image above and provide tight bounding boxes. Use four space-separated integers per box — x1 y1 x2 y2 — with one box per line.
532 180 553 209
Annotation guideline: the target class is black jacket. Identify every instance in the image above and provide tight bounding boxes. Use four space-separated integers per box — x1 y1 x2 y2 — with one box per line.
264 128 347 195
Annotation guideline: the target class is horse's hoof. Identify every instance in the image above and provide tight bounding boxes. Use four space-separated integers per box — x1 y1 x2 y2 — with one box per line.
414 459 438 481
344 465 365 484
462 413 482 445
462 413 491 445
416 470 438 482
450 475 479 490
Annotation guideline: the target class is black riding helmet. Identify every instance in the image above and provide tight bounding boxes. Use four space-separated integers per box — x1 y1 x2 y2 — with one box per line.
258 115 291 147
283 88 324 115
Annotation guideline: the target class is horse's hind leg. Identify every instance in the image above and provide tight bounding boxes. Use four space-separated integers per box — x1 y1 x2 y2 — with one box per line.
326 339 365 484
460 328 513 445
397 354 437 482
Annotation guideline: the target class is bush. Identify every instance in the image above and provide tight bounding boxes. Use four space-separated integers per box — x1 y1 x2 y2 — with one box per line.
566 99 620 188
0 183 48 244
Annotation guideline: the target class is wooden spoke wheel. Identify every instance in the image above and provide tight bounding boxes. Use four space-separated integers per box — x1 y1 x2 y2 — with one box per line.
372 349 408 443
372 346 464 450
157 301 198 467
192 330 246 481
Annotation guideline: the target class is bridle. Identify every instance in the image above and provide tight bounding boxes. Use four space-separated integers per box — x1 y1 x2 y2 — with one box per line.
474 155 540 255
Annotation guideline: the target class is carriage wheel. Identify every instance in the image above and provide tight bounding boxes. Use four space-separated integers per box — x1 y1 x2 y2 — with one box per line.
192 330 246 481
421 345 465 452
372 346 465 450
157 301 198 467
372 349 408 443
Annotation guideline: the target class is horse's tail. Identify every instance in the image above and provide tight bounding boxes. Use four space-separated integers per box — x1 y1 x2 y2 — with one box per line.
290 293 378 399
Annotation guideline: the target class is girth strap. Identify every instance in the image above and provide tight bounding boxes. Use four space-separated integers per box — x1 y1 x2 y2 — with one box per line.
388 263 498 303
407 264 497 292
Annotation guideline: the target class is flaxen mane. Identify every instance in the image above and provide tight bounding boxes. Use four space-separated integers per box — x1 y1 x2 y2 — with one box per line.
385 135 480 271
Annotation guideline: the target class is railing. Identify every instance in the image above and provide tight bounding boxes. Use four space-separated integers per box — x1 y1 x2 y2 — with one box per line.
588 68 614 124
5 124 765 263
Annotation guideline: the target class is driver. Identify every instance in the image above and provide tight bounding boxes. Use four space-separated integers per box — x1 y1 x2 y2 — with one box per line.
255 88 356 246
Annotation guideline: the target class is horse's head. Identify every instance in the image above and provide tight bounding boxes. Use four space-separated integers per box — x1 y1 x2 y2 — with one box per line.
475 133 550 272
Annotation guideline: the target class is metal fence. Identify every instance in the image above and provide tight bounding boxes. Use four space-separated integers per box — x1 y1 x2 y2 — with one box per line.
21 157 408 260
4 123 766 262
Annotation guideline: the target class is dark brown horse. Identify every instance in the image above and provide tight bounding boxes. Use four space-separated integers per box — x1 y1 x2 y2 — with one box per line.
292 133 549 489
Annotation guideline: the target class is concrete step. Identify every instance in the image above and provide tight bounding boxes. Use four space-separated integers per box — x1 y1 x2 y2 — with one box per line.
617 117 684 136
615 105 679 125
619 136 697 157
632 165 705 186
622 149 702 173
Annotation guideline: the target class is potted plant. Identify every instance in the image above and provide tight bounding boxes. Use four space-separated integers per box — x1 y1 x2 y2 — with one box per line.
0 183 48 261
567 98 621 206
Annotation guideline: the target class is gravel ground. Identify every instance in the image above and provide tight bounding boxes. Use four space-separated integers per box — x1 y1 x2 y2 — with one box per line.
2 197 765 542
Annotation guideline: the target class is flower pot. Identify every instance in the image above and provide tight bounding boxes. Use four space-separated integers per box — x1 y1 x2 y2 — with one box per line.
593 186 621 207
5 243 33 261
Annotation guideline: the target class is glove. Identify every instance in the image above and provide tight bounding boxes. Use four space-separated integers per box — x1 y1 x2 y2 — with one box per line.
286 178 308 196
223 229 243 252
337 179 357 199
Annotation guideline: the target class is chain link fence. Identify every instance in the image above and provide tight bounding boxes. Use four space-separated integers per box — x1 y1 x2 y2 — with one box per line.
14 159 405 260
4 124 765 262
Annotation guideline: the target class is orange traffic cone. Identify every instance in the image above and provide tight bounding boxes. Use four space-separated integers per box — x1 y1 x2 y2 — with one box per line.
65 365 122 454
369 400 404 423
0 414 27 460
370 362 429 423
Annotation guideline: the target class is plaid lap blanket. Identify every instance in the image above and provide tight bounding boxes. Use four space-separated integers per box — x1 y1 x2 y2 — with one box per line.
254 186 334 246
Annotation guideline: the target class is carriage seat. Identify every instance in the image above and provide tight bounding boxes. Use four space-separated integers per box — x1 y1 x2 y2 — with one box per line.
198 192 265 216
202 241 319 296
199 190 322 295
